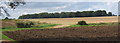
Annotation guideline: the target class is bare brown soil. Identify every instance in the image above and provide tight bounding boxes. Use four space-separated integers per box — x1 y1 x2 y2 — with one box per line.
3 25 118 41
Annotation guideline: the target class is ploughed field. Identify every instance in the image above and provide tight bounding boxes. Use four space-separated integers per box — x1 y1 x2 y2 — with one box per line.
22 16 118 25
3 25 118 41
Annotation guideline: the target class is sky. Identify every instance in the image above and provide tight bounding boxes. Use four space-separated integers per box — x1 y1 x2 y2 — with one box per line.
0 0 119 19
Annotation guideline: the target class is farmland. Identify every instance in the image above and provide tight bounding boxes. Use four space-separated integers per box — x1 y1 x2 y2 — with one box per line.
22 16 118 25
3 25 118 41
1 16 119 42
0 20 60 41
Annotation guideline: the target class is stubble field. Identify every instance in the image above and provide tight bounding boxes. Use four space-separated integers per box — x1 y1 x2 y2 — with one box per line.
21 16 118 25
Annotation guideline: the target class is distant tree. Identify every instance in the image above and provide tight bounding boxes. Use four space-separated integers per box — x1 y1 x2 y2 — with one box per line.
108 12 113 16
4 17 9 20
18 10 113 19
75 11 81 17
8 0 26 9
102 10 107 16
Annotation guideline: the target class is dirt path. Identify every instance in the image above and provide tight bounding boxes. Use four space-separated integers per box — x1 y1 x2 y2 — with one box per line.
0 40 11 42
49 25 70 28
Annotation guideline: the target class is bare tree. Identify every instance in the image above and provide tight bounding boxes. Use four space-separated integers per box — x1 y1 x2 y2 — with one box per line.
8 0 26 9
0 7 10 16
0 0 25 17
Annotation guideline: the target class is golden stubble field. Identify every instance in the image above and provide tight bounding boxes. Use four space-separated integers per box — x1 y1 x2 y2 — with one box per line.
0 20 16 28
21 16 118 25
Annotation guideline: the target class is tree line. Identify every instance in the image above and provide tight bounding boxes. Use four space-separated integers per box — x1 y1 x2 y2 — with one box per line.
19 10 114 19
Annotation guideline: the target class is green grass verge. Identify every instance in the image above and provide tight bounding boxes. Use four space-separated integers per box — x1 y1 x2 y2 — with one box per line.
63 22 118 28
2 24 60 31
1 34 15 41
0 32 15 41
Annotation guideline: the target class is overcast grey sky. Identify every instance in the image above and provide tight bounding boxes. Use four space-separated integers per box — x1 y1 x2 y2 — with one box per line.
0 0 119 19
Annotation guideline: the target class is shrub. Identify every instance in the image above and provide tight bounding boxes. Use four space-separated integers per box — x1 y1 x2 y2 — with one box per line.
4 17 9 20
3 17 14 20
16 22 34 28
119 22 120 24
77 21 88 25
99 23 106 24
29 22 34 25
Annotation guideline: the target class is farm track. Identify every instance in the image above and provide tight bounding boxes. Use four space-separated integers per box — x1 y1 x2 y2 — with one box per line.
3 25 118 41
49 25 70 28
0 40 11 42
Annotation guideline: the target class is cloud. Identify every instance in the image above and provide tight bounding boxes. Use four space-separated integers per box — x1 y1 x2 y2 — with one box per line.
73 2 118 15
88 8 92 10
1 2 118 19
26 0 119 2
52 5 67 9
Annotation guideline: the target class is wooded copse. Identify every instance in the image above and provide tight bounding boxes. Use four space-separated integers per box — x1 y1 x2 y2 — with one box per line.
19 10 114 19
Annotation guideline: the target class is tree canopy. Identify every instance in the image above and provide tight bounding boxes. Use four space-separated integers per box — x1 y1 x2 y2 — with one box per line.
19 10 114 19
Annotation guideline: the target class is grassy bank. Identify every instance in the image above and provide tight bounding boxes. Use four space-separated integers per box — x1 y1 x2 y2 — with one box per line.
63 22 118 28
1 34 15 41
2 24 59 31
